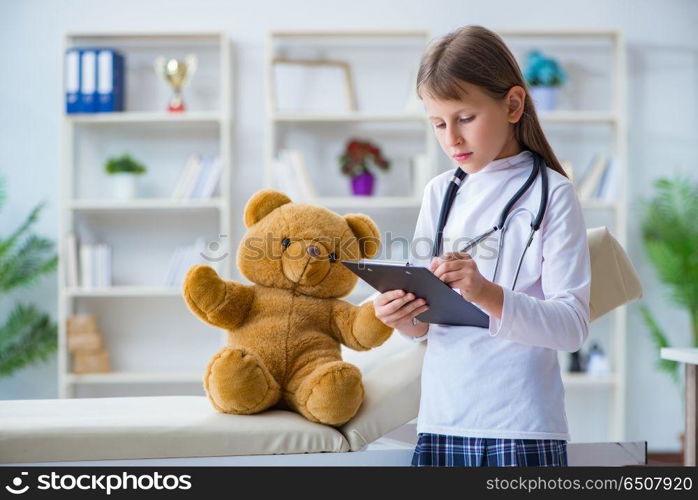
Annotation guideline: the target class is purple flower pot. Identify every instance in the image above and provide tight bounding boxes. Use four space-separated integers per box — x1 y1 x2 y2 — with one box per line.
351 172 375 196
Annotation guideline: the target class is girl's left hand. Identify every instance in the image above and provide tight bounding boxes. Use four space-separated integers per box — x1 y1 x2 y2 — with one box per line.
429 252 489 303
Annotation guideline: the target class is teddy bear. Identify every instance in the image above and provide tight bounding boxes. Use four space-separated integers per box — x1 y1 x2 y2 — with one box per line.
182 189 393 426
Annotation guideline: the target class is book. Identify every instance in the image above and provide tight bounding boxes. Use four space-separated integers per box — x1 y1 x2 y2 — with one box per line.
577 154 608 201
96 49 125 112
596 156 619 202
79 49 98 113
171 154 201 199
65 49 81 114
79 244 93 288
197 156 222 198
65 232 79 287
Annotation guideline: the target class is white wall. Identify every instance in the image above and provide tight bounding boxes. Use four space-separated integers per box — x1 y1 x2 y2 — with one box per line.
0 0 696 452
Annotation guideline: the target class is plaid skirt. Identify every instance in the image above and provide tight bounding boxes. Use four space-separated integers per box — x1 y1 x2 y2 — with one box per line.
411 433 568 467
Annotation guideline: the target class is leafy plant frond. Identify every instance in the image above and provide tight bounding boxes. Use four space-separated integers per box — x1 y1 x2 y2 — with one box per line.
639 304 680 386
0 234 57 292
0 202 45 259
0 303 57 377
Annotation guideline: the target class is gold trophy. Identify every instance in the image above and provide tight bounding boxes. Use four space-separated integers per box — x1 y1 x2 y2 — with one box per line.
154 54 198 112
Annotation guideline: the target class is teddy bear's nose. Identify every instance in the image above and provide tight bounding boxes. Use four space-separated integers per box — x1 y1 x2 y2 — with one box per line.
307 246 320 257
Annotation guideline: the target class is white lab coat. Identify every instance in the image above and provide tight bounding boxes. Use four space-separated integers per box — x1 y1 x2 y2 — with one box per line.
399 149 591 440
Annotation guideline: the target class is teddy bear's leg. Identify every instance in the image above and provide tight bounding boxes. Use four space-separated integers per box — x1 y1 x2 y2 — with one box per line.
285 361 364 426
204 346 281 415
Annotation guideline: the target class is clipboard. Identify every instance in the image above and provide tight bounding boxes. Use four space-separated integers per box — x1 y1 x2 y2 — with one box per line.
341 260 490 328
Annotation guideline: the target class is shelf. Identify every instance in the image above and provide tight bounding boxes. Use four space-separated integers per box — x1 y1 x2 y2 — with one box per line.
66 111 223 124
271 111 615 124
272 112 427 123
562 372 616 386
65 286 182 298
68 198 225 212
66 371 202 384
538 111 617 124
311 196 422 208
580 199 616 210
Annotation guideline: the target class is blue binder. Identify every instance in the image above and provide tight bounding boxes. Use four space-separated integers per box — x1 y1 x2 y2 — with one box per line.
79 49 98 113
64 48 81 114
97 49 125 112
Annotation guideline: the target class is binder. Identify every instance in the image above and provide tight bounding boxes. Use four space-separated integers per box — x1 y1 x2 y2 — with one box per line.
65 49 81 114
97 49 125 112
79 49 98 113
341 260 490 327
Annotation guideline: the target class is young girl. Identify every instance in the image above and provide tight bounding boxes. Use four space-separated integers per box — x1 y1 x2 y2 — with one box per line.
373 25 591 467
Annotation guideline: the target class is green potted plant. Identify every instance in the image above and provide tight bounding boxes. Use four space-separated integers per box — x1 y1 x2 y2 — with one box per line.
104 153 147 200
0 174 58 378
339 139 390 196
639 174 698 455
523 50 567 112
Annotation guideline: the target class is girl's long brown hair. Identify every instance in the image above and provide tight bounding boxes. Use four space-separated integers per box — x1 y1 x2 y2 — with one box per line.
416 25 568 179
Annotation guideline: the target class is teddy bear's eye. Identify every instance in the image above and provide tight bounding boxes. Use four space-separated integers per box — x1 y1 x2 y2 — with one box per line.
328 252 337 263
282 238 291 248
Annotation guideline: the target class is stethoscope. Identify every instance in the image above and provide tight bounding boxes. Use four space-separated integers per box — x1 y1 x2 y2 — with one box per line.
431 150 549 292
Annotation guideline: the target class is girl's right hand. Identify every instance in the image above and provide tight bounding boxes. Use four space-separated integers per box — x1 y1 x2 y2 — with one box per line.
373 289 429 329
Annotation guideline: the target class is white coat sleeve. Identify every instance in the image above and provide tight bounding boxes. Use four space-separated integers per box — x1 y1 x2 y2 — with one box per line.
396 177 443 343
488 181 591 352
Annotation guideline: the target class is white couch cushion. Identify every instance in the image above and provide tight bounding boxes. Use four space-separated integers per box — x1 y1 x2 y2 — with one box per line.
0 396 349 463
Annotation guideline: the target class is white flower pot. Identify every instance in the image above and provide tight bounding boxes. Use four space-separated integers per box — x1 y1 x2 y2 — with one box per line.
530 86 559 112
111 173 138 200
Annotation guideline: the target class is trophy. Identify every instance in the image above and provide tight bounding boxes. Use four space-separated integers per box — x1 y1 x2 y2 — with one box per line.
154 54 198 112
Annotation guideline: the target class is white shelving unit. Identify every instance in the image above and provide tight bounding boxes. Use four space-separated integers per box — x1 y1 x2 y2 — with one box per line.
265 28 628 441
58 31 232 398
498 29 628 442
264 30 436 213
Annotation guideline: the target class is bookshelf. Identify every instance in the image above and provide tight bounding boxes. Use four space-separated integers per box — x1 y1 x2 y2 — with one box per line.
265 28 628 442
58 31 232 398
497 29 628 442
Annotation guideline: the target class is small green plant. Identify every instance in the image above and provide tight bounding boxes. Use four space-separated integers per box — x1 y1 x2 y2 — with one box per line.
639 175 698 391
0 175 58 377
339 139 390 178
523 50 567 87
104 154 147 175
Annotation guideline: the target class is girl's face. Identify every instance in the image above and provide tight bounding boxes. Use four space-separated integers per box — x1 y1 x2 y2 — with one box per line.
422 81 526 174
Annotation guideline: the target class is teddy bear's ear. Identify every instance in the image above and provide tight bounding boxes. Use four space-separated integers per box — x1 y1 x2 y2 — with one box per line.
243 189 292 228
344 213 381 259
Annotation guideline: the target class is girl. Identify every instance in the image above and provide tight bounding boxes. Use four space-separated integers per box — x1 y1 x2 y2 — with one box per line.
373 25 591 467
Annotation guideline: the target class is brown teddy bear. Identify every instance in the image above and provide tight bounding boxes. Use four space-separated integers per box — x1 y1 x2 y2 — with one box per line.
182 189 393 426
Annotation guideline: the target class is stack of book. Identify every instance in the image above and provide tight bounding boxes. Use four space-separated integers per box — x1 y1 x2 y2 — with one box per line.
67 314 111 374
65 233 112 288
163 238 210 287
574 154 619 203
272 149 316 201
171 154 222 199
65 48 124 113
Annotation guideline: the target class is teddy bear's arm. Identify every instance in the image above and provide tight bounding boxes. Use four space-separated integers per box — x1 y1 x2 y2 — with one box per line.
329 299 393 351
183 265 254 330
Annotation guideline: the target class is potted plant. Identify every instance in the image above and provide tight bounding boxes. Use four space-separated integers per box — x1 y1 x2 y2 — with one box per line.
523 50 567 112
639 174 698 457
339 139 390 196
0 174 58 378
104 154 147 200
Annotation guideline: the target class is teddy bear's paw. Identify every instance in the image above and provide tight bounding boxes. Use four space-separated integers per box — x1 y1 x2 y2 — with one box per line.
183 265 226 318
296 361 364 426
204 347 280 414
353 303 394 349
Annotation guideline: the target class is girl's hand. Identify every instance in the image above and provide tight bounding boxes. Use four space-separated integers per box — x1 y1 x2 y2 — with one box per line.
429 252 489 303
373 289 429 330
